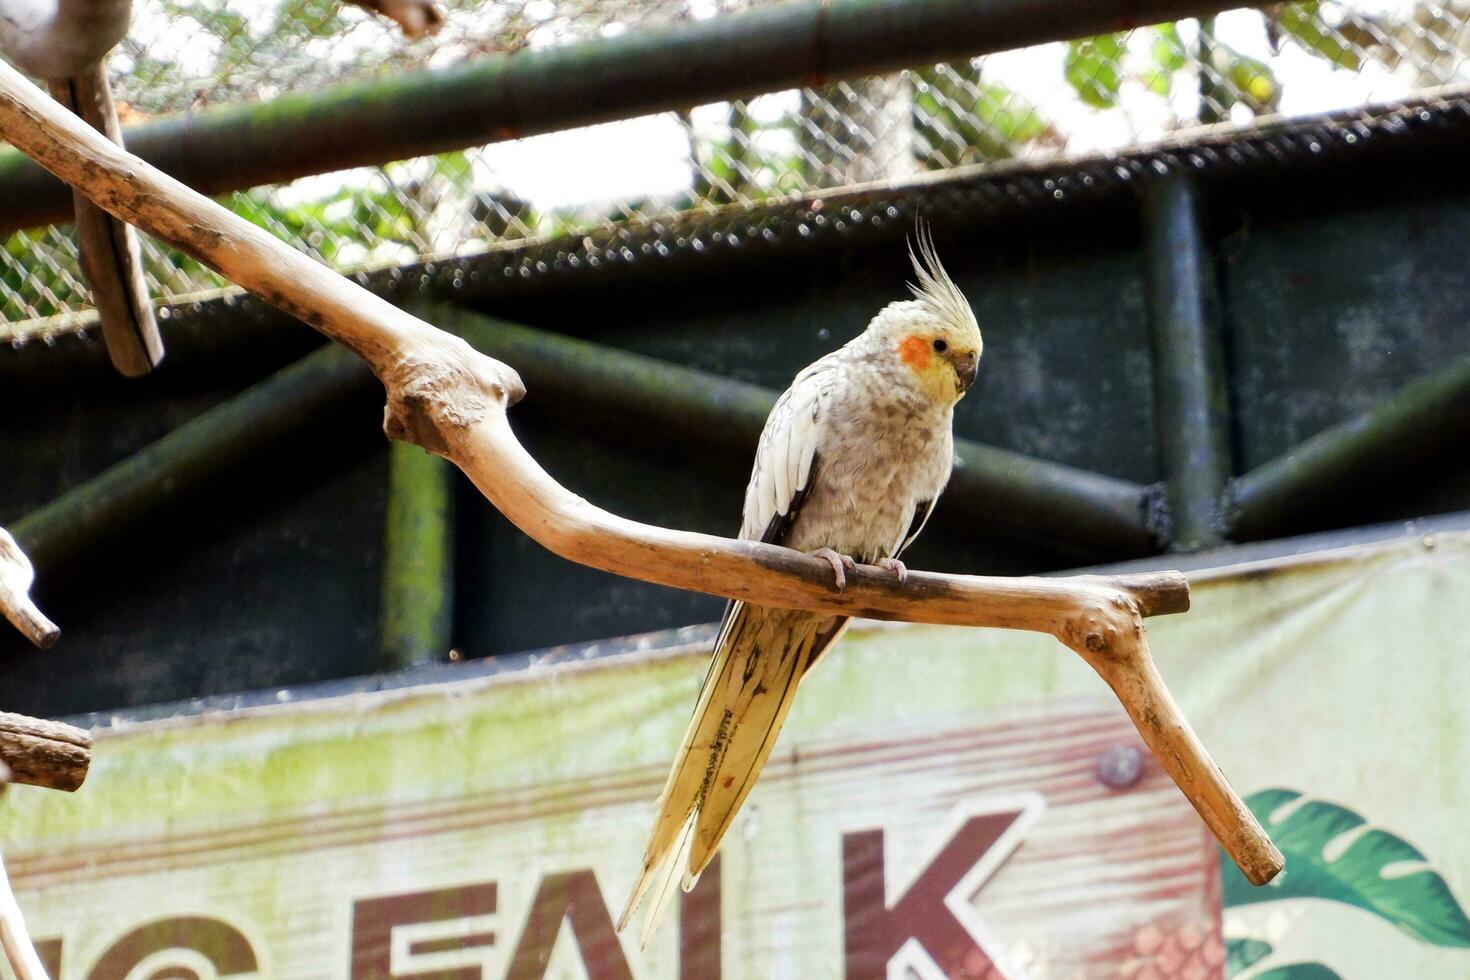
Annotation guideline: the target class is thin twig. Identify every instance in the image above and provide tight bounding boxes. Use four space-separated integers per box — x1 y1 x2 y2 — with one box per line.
0 60 1282 885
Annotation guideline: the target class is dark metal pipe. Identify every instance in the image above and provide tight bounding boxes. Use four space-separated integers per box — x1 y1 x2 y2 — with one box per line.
379 442 455 670
11 343 376 574
0 0 1253 234
424 303 1162 558
1143 173 1230 551
1225 356 1470 541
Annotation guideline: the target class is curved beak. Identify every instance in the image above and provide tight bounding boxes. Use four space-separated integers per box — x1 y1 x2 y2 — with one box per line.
952 350 979 393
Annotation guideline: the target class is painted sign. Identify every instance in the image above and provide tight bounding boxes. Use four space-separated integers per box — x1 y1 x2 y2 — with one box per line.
3 531 1470 978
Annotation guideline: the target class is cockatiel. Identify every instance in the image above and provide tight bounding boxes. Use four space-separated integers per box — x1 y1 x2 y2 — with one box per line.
618 232 983 942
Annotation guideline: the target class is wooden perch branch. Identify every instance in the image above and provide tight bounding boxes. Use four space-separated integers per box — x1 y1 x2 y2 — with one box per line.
47 64 163 376
0 0 161 371
0 712 90 792
0 61 1283 885
0 845 49 980
0 0 162 373
0 528 58 650
0 720 57 980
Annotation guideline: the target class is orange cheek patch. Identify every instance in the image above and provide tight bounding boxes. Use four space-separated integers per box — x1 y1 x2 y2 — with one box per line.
898 334 931 370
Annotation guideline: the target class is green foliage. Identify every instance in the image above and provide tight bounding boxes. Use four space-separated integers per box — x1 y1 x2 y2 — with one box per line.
116 0 391 114
1 230 69 321
1064 34 1127 108
1145 24 1189 96
1065 26 1199 105
913 66 1053 167
1222 788 1470 947
1274 3 1362 70
1219 49 1280 114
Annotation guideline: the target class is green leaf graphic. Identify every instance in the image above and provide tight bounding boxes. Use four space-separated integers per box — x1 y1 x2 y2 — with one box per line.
1226 937 1273 976
1222 789 1470 946
1254 964 1343 980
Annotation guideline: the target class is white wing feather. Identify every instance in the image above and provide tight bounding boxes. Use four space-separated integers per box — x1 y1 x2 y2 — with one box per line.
741 359 833 541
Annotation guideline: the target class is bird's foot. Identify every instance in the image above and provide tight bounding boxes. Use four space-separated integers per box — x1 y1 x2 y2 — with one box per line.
872 557 907 583
810 547 858 593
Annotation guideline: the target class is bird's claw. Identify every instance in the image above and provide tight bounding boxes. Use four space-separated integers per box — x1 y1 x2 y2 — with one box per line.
810 547 857 593
873 557 907 582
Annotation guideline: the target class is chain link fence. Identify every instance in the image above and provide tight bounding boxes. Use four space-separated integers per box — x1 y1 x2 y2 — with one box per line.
3 0 1468 335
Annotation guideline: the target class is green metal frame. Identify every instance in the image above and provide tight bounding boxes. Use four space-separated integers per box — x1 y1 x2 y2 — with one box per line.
0 0 1258 234
1225 355 1470 541
380 442 455 670
11 344 371 572
1143 174 1231 551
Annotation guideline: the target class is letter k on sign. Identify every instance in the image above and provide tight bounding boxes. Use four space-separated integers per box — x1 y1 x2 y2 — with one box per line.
842 794 1044 980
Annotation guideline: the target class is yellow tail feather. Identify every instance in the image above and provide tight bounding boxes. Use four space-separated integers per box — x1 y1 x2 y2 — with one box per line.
619 605 844 940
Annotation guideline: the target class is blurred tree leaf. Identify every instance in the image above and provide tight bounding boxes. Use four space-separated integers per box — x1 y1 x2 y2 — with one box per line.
1065 34 1126 108
1144 23 1189 95
975 83 1049 144
913 66 1054 168
1274 2 1362 70
1212 46 1280 114
1153 23 1189 71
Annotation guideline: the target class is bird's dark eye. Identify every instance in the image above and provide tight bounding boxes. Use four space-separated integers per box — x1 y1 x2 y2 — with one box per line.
931 338 948 353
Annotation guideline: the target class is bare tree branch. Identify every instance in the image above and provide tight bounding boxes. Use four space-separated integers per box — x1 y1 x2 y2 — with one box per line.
0 61 1283 886
0 0 163 374
0 845 48 980
46 63 163 376
0 529 57 650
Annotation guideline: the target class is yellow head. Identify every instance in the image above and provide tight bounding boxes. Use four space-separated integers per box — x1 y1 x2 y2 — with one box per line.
879 231 983 404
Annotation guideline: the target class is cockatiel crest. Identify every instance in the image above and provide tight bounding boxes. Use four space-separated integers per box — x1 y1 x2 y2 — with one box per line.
619 229 983 944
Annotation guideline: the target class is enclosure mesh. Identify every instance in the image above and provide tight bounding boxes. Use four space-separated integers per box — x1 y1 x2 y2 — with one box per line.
2 0 1469 337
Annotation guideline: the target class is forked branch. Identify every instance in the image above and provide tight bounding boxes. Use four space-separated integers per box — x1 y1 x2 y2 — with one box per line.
0 60 1282 884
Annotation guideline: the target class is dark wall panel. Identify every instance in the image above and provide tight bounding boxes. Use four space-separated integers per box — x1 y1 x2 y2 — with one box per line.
484 219 1159 484
1218 176 1470 472
0 443 387 717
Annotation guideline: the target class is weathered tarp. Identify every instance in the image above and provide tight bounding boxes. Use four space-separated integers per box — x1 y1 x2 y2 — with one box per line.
3 532 1469 979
